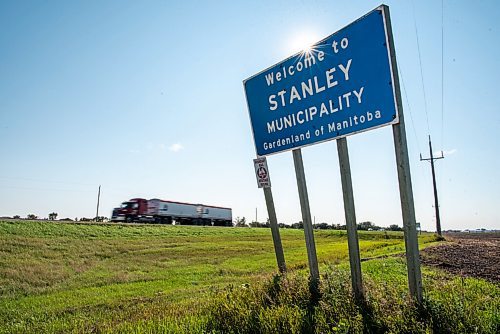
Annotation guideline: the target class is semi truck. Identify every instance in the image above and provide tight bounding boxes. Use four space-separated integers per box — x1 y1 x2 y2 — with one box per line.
110 198 232 226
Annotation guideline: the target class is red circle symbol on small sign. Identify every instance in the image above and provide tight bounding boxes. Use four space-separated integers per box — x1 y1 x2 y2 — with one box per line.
257 166 268 180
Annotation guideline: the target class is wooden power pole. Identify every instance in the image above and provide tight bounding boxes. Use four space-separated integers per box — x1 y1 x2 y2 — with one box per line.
95 185 101 222
420 136 444 236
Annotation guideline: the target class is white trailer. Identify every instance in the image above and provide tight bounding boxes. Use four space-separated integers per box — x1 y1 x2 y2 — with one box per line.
146 199 232 226
202 205 233 222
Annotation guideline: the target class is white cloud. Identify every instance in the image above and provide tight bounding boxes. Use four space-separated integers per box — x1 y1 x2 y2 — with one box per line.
440 149 457 157
168 143 184 152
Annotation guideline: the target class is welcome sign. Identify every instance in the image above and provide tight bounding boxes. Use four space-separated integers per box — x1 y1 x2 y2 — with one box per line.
244 7 399 156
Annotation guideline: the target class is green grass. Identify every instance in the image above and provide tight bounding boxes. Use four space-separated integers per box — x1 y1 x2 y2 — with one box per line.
200 263 499 334
0 220 489 333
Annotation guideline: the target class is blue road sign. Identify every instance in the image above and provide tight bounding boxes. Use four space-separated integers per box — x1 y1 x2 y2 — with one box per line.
244 6 399 156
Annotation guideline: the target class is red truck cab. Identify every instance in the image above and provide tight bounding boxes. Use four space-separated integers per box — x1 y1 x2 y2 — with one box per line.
111 198 148 222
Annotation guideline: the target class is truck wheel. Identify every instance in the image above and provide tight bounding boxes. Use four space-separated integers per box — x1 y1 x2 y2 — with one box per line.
126 216 134 223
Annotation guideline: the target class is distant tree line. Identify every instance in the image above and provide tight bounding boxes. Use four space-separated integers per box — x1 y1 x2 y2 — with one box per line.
233 217 403 231
3 214 109 222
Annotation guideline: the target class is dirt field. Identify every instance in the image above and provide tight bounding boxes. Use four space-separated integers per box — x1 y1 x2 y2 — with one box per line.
420 232 500 283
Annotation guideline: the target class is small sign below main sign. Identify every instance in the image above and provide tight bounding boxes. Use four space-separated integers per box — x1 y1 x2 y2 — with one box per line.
254 157 271 188
244 6 398 156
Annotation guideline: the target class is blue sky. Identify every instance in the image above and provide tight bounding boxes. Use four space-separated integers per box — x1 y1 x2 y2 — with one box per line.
0 0 499 231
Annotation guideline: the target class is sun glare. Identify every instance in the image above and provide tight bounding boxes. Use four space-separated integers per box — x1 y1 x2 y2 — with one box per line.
288 31 319 54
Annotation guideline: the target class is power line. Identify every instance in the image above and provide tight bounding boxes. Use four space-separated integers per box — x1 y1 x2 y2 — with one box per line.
411 0 431 136
441 0 445 150
439 0 447 222
410 1 448 235
398 64 422 155
0 185 95 193
0 176 95 187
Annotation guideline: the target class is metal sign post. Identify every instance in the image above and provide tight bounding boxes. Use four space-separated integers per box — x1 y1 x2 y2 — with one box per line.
263 187 286 273
253 158 286 273
336 138 364 302
292 149 320 282
383 6 423 303
392 117 423 303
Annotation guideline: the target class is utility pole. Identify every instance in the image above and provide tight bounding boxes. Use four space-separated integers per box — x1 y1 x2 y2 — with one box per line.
420 136 444 236
95 185 101 222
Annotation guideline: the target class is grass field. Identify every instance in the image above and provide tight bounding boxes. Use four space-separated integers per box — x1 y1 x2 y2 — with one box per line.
0 220 498 333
